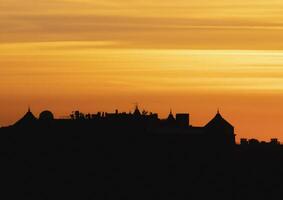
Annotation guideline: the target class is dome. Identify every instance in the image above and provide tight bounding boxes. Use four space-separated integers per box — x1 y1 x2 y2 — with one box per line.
39 110 54 121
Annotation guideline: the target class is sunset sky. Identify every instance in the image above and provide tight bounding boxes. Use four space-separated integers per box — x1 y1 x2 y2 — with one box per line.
1 0 283 141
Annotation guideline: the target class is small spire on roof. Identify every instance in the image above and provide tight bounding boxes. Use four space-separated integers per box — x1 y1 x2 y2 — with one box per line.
133 103 141 116
167 108 175 121
133 102 139 110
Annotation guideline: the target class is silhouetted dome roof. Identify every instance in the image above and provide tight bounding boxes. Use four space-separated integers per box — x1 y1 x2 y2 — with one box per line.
14 109 37 126
205 112 233 129
39 110 54 121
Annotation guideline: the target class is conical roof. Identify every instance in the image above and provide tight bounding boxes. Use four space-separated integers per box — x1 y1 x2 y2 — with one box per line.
167 109 175 121
133 105 141 116
14 108 37 126
205 111 233 129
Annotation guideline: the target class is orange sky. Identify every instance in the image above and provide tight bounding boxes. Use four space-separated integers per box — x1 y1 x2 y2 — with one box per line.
1 0 283 142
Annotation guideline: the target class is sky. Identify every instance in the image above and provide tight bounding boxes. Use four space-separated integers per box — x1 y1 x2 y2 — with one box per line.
1 0 283 142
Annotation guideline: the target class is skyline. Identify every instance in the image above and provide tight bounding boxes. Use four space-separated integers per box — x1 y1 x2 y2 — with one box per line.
1 0 283 141
2 102 281 143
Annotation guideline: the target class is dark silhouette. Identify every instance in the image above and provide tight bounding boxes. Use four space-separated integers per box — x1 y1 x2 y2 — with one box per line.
0 106 282 199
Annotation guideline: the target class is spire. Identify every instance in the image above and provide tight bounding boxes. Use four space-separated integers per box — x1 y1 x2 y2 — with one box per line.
167 109 175 121
216 108 224 118
133 103 141 116
14 106 37 126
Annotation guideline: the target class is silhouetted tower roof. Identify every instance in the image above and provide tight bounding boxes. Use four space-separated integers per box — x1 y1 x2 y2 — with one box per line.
133 105 141 116
205 110 235 145
14 107 37 126
205 111 233 129
167 109 175 122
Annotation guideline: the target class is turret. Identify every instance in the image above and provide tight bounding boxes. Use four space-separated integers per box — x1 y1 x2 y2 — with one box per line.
166 109 175 122
176 113 190 127
133 105 141 116
205 111 235 146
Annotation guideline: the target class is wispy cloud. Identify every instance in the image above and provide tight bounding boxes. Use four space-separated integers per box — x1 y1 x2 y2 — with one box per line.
1 0 283 49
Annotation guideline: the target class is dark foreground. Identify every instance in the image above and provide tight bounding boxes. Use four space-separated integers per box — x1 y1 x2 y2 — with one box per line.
1 125 283 200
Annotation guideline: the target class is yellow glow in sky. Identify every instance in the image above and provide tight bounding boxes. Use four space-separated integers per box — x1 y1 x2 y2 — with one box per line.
1 0 283 142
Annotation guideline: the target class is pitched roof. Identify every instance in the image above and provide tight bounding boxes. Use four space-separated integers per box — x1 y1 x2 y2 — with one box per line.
205 112 233 129
14 109 37 126
133 105 141 116
167 110 175 121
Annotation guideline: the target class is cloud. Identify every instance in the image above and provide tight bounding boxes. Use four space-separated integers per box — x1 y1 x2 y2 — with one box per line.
1 13 283 50
1 0 283 49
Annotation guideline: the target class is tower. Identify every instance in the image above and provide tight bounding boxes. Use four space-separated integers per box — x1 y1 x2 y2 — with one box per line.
176 113 190 127
133 104 141 116
205 111 235 146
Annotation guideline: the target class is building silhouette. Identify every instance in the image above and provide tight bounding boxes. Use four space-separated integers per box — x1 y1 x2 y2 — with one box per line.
1 106 282 200
11 106 236 147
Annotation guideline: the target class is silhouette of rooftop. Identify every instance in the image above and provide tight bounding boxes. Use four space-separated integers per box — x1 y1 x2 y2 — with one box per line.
7 107 238 146
14 107 37 126
205 111 234 129
0 106 282 200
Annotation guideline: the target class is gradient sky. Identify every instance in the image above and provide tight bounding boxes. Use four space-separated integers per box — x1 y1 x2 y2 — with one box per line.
1 0 283 142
